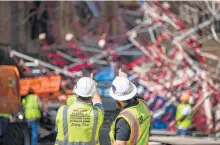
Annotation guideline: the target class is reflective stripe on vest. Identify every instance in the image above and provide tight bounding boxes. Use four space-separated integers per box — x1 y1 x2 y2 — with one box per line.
55 106 99 145
0 113 10 118
120 111 139 145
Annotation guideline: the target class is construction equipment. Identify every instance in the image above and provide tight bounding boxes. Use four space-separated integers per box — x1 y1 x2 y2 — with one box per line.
0 65 30 145
0 49 72 145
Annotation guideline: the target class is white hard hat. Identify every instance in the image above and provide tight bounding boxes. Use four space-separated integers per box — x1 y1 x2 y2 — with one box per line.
65 33 74 41
74 77 96 97
98 39 106 48
39 33 46 40
162 2 170 9
109 77 137 101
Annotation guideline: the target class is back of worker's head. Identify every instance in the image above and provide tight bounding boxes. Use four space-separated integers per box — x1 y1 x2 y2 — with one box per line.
28 88 35 95
74 77 96 99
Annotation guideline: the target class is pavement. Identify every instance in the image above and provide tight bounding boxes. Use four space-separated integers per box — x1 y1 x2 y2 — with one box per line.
100 128 111 145
37 128 111 145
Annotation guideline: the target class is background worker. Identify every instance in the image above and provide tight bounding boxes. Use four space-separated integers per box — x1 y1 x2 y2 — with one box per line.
0 113 10 137
66 93 77 106
22 90 41 145
175 93 193 136
55 74 104 145
109 69 151 145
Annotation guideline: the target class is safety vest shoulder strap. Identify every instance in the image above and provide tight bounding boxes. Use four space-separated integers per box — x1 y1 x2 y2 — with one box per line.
91 106 99 143
27 94 37 99
0 113 10 118
119 110 139 145
138 98 151 112
24 94 37 103
62 105 69 144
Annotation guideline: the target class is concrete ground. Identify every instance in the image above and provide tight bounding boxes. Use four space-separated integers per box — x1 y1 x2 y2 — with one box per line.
37 128 111 145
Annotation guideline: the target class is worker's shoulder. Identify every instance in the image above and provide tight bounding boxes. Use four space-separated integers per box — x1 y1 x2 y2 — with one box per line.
137 98 150 108
68 94 77 98
93 103 105 114
137 97 146 103
57 105 68 113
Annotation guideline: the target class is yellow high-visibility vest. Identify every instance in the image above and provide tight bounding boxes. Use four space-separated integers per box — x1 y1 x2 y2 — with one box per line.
175 103 192 129
55 102 104 145
22 94 41 120
66 94 77 106
109 99 151 145
0 113 10 118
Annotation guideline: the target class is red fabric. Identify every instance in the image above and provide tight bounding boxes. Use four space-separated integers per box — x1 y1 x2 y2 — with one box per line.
126 56 149 70
153 1 184 29
47 53 60 59
112 53 119 59
73 49 83 55
68 63 92 72
71 47 88 60
162 114 172 122
79 55 87 60
107 47 119 59
41 44 49 51
52 59 66 67
68 42 77 48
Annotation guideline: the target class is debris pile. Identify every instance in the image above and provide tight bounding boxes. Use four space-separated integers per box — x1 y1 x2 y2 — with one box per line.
8 1 220 136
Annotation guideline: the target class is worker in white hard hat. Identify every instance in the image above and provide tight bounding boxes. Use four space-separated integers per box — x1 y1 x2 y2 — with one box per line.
109 69 151 145
55 74 104 145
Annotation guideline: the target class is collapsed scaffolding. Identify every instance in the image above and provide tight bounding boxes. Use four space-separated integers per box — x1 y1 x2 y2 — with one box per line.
6 1 220 136
126 1 220 135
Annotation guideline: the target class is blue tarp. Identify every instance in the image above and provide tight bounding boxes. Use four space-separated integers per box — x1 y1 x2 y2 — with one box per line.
95 66 116 97
94 66 116 81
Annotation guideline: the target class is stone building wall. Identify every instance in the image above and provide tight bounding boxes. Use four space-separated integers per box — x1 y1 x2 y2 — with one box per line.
0 2 11 44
